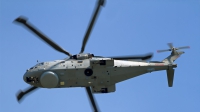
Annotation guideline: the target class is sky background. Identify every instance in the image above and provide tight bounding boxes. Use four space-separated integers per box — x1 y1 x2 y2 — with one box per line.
0 0 200 112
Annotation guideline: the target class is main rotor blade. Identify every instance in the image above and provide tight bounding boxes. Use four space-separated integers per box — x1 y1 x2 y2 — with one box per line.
16 86 38 102
14 17 72 56
168 43 173 49
85 87 99 112
80 0 105 53
108 53 153 60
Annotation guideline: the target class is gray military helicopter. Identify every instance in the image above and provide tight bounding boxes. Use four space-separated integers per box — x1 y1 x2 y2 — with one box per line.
14 0 189 112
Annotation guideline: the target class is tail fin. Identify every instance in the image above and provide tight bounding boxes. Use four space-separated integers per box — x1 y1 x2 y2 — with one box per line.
157 43 189 87
163 51 183 87
167 68 174 87
162 51 184 64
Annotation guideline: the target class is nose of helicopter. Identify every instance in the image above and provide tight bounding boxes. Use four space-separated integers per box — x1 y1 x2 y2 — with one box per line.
23 72 29 83
23 71 39 84
23 70 40 85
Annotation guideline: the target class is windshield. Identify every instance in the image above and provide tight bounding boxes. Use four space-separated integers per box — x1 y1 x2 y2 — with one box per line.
29 62 44 70
36 62 44 66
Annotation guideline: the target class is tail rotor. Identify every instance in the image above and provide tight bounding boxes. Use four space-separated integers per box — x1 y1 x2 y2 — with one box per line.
157 43 190 53
159 43 189 87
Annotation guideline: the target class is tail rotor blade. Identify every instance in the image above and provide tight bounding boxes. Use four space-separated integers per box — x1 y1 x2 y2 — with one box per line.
168 43 173 49
80 0 105 53
14 17 72 56
176 46 190 50
85 87 99 112
16 86 38 102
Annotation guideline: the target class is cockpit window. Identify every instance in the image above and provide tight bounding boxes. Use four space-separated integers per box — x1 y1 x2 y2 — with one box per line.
36 62 44 66
29 62 44 70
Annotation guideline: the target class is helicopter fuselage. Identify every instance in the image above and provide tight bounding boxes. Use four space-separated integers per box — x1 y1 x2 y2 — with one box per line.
24 57 177 93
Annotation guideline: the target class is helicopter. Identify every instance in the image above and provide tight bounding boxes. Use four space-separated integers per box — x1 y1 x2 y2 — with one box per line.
14 0 189 112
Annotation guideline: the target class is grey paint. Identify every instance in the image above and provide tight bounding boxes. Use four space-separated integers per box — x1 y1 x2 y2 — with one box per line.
23 51 184 93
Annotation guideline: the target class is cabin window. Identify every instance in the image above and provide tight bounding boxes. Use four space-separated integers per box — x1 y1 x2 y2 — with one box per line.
78 61 83 63
99 60 106 65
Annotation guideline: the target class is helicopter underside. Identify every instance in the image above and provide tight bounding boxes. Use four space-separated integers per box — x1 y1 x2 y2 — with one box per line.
24 59 176 93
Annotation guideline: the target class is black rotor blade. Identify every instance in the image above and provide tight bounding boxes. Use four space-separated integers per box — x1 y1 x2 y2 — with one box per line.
80 0 105 53
16 86 38 102
108 53 153 60
14 17 72 56
157 49 171 53
85 87 99 112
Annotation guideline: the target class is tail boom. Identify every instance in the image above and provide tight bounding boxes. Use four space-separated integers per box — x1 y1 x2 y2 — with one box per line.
162 51 184 64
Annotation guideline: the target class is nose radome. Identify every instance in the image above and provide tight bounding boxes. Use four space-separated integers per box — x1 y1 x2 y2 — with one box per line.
23 71 40 84
23 72 28 83
23 72 33 83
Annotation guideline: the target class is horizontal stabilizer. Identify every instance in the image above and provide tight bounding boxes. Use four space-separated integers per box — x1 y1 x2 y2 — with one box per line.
167 69 174 87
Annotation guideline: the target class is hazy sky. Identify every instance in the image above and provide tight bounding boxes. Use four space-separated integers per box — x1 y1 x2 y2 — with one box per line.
1 0 200 112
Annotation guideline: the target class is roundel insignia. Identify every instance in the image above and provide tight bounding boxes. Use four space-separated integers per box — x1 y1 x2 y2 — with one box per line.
84 68 93 76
